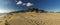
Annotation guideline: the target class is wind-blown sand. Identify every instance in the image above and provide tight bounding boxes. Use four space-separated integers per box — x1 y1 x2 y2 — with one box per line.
0 12 60 25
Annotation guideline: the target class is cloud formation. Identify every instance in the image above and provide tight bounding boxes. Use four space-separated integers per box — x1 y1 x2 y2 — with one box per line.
16 1 33 6
26 2 33 6
17 1 22 5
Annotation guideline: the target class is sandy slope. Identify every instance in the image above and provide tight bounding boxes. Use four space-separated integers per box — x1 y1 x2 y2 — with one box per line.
1 12 60 25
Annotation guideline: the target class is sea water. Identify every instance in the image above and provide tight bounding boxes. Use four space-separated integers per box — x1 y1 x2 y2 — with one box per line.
0 13 6 17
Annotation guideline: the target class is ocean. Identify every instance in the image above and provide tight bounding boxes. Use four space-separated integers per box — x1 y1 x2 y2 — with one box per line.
0 13 6 17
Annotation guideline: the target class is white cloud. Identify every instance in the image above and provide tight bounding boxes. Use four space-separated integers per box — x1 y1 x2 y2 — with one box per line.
16 1 33 6
26 2 33 6
17 1 23 5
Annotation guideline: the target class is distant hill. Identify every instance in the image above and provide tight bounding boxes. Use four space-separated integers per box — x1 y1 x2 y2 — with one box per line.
9 8 48 13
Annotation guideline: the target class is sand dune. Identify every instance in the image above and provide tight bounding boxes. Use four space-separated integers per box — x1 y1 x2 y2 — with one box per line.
0 12 60 25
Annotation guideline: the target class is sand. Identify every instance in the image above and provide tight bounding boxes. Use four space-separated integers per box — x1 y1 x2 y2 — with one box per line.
0 12 60 25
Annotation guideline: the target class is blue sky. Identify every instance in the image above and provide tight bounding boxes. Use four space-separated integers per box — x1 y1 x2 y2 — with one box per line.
0 0 60 13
